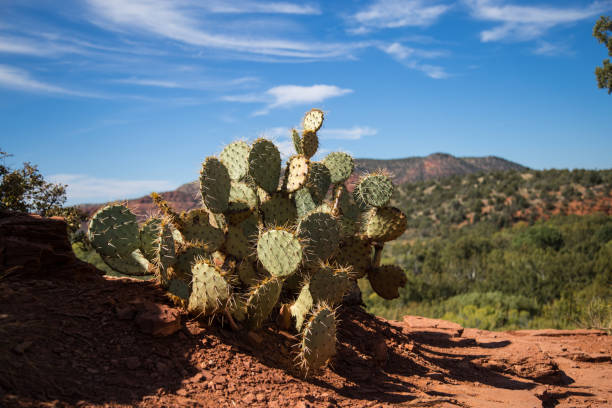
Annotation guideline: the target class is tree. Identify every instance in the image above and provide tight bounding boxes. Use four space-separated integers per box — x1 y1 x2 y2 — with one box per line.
1 148 86 241
593 16 612 94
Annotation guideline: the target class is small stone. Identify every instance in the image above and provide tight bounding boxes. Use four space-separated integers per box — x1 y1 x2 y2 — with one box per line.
256 393 267 402
176 389 187 396
243 393 256 403
135 303 181 337
213 375 226 384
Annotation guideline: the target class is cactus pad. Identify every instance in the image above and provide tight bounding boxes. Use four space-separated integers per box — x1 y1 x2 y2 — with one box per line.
294 188 317 218
156 220 176 286
256 229 303 277
302 108 324 132
323 152 354 184
168 278 191 301
367 264 407 300
224 224 251 259
238 259 258 286
101 250 150 276
299 304 336 371
245 278 282 329
88 204 139 258
177 209 225 252
355 173 394 208
260 192 297 227
286 155 309 192
139 217 162 262
306 162 331 204
291 129 303 155
200 157 231 213
188 261 231 316
364 206 407 242
220 141 250 181
301 130 318 159
248 138 281 193
333 236 372 279
297 211 340 262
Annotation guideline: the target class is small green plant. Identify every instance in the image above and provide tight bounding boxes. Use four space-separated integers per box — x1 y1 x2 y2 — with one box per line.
87 109 408 372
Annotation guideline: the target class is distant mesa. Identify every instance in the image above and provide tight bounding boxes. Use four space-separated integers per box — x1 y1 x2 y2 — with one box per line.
79 153 527 219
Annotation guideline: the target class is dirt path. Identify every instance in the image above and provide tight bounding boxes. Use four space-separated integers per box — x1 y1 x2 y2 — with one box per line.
1 274 610 408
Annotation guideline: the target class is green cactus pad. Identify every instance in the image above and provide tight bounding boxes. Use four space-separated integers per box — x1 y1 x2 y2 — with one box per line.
248 138 281 193
286 155 310 193
101 250 151 276
291 266 350 330
245 278 282 329
170 244 206 281
260 192 297 227
323 152 354 184
302 108 324 132
156 220 176 287
300 304 336 371
333 236 372 279
355 173 394 208
177 209 225 252
238 259 258 286
257 228 303 277
301 130 318 159
200 157 231 213
229 181 258 209
291 129 303 155
224 224 251 259
367 264 407 300
168 278 191 301
88 204 139 258
220 141 250 181
306 162 331 204
364 206 407 242
139 217 162 263
188 261 231 316
297 211 340 262
294 188 317 218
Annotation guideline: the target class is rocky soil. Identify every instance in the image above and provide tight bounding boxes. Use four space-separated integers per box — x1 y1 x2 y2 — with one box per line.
1 212 611 407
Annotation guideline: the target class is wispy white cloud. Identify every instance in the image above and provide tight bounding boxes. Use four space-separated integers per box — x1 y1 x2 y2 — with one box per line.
202 1 320 15
114 76 258 89
0 64 102 97
350 0 451 34
465 0 612 42
85 0 352 59
320 126 378 140
224 84 353 115
48 173 175 204
381 42 450 78
533 40 573 56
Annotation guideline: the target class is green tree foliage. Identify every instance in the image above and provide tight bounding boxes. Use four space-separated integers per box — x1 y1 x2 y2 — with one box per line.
0 148 86 241
594 16 612 94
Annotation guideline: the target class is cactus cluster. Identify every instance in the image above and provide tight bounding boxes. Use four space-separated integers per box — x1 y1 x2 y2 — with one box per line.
87 108 408 372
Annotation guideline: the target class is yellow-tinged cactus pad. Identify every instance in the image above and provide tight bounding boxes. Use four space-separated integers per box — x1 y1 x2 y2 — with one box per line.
301 130 318 159
248 138 281 193
220 141 250 181
188 261 231 316
177 209 225 252
200 156 231 213
367 264 407 300
245 278 282 329
299 303 336 372
323 152 354 184
286 155 309 192
88 204 139 258
333 236 372 279
302 108 324 132
364 206 407 242
256 229 303 277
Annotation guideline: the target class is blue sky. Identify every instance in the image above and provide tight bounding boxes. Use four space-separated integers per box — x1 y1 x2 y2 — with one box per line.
1 0 611 204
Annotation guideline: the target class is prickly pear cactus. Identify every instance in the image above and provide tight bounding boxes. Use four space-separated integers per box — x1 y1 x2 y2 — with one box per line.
87 108 409 374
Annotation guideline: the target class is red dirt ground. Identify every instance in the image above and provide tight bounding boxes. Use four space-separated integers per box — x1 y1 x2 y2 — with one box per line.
1 270 611 408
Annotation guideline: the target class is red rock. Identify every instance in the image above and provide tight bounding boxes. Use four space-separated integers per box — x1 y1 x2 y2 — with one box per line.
134 303 181 337
403 315 464 337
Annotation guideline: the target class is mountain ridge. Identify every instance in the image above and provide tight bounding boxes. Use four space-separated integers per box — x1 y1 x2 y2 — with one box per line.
79 153 527 218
